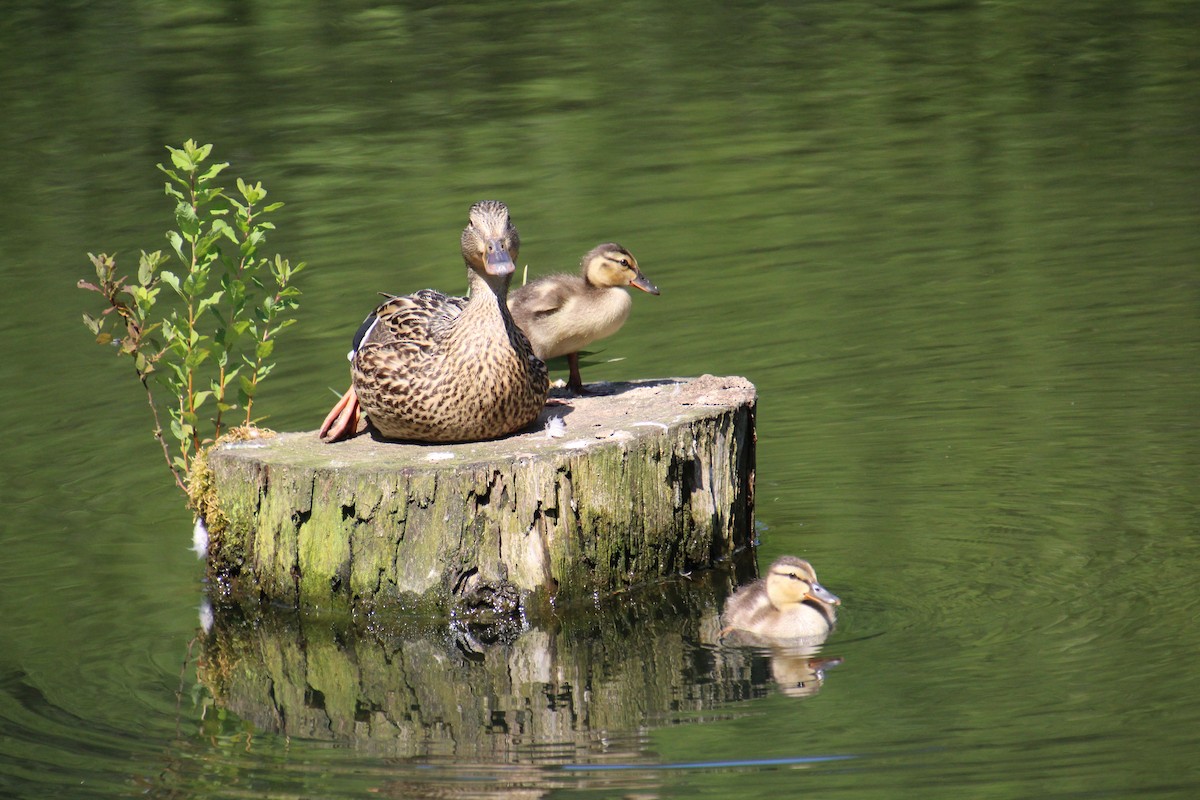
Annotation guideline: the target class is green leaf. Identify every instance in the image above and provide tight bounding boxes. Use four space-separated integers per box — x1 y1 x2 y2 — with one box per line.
195 229 222 261
199 161 229 182
211 218 238 244
82 313 100 334
193 390 212 410
197 289 225 317
184 348 210 371
239 374 256 398
137 252 156 286
166 360 187 384
169 147 193 172
237 178 266 204
167 230 186 263
182 270 205 296
272 319 298 336
262 202 284 213
96 332 113 346
255 339 275 360
174 201 200 238
160 270 182 296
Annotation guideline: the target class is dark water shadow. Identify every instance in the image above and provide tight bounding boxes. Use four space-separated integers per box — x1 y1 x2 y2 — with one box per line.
195 561 844 776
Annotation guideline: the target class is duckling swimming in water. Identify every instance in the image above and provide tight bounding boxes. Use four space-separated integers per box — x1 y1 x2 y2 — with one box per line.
721 556 840 640
319 200 548 443
508 243 659 393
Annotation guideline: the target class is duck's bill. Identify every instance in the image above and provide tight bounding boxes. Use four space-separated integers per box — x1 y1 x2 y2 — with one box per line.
807 583 841 606
485 242 516 276
631 273 660 295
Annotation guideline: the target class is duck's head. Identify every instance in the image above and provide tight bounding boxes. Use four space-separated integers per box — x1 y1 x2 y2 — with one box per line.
764 556 840 614
461 200 520 278
582 243 660 295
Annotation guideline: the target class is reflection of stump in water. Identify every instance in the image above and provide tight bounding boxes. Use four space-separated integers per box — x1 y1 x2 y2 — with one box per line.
196 565 839 762
202 376 756 619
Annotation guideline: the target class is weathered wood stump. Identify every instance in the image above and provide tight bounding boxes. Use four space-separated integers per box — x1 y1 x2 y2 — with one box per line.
203 375 756 618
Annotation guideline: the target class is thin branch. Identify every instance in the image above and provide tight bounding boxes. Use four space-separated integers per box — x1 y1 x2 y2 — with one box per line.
142 373 187 493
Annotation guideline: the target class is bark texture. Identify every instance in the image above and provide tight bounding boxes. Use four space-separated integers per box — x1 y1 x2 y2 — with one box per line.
204 375 756 617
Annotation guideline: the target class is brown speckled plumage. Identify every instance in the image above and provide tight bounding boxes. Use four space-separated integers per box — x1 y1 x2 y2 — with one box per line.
348 201 548 442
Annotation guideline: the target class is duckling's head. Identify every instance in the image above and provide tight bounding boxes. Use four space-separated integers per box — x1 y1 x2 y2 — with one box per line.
582 243 660 295
462 200 520 278
764 556 840 615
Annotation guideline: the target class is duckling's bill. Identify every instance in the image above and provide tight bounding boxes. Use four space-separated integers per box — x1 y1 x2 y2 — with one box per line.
807 583 840 606
631 273 660 295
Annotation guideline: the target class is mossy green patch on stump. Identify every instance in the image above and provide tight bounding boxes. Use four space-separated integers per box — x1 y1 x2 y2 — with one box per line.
203 376 756 619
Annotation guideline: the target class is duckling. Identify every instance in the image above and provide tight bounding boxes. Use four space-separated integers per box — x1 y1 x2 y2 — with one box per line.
319 200 549 443
721 556 840 640
508 243 659 393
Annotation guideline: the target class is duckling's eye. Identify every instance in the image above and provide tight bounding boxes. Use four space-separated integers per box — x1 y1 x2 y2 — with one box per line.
617 258 630 267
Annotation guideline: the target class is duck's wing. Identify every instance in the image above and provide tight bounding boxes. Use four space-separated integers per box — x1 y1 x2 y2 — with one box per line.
722 583 773 630
353 289 468 352
509 275 581 320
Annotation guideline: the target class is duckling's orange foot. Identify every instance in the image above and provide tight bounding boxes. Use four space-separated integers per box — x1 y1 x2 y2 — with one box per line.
319 386 361 442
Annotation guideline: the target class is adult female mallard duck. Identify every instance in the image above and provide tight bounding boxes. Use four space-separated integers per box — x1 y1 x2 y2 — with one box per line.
721 556 840 641
508 243 659 393
319 200 549 443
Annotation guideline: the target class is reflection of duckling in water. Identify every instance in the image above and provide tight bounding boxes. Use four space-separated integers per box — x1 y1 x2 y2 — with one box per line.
768 651 844 698
508 243 659 394
721 556 840 641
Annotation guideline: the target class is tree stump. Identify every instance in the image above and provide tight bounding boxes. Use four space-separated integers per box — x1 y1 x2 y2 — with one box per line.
203 375 756 618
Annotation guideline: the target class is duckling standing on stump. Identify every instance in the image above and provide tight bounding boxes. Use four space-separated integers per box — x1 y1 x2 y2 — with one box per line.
508 243 659 394
721 556 840 641
319 201 549 443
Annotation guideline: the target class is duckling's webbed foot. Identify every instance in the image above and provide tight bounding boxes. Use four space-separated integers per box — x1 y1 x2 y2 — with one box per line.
565 352 588 394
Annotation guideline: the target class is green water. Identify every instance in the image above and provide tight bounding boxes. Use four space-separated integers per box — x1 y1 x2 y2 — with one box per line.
1 1 1197 797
